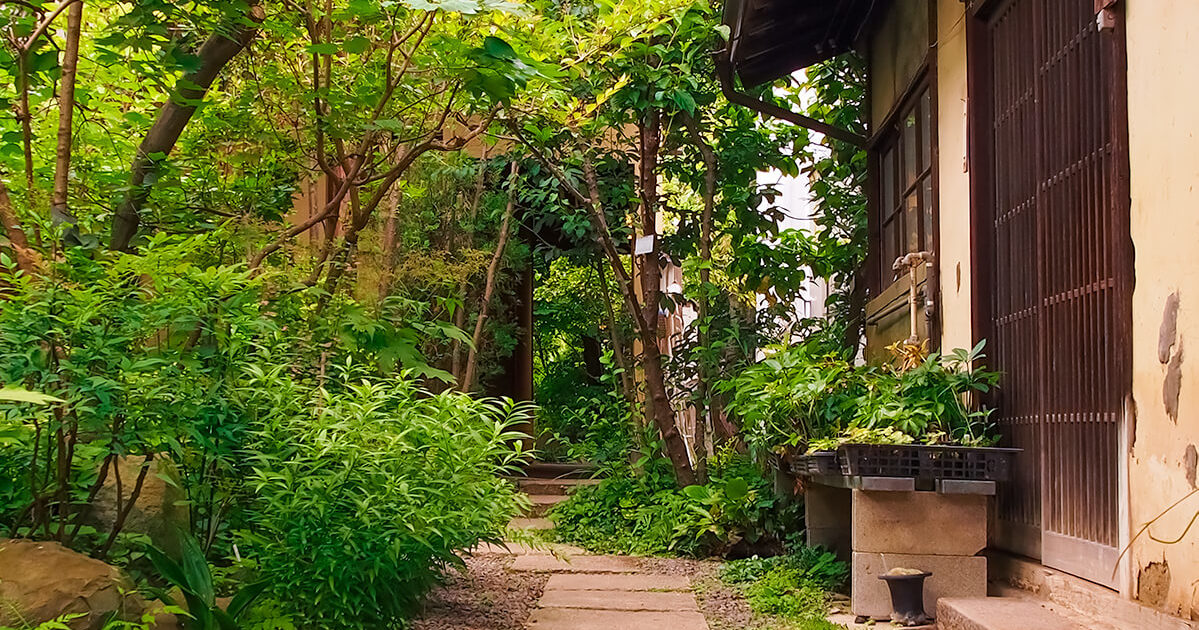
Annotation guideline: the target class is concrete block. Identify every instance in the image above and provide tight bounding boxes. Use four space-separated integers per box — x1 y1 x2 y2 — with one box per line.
852 490 987 556
851 552 987 620
806 484 852 561
806 484 852 529
936 597 1086 630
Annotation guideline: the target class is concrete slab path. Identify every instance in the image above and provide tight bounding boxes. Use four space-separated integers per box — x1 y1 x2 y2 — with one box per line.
476 531 710 629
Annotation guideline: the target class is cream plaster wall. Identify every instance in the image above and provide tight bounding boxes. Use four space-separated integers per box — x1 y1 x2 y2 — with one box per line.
870 0 930 127
934 0 972 352
1125 0 1199 619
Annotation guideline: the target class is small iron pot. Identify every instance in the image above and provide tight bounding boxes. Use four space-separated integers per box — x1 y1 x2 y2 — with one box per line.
879 571 932 626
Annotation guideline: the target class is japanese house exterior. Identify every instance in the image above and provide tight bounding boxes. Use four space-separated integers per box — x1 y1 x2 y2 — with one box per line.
723 0 1199 621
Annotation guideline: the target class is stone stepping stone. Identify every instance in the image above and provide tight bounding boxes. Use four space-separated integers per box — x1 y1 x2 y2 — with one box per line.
473 542 586 556
525 608 709 630
510 554 641 573
538 589 698 612
508 517 553 530
544 573 691 592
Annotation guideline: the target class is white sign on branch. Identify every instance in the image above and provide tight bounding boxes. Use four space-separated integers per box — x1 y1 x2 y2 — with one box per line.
634 235 655 256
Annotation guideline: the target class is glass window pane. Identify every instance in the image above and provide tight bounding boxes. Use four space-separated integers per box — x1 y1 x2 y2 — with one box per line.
905 193 920 253
922 176 935 250
882 148 896 218
883 217 898 277
920 90 932 174
904 112 918 188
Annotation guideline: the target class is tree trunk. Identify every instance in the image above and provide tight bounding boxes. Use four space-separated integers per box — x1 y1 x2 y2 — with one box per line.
109 4 265 251
461 162 518 392
634 111 695 486
452 152 488 379
683 112 716 482
596 260 641 433
0 181 38 273
511 121 693 485
51 0 83 220
376 186 401 299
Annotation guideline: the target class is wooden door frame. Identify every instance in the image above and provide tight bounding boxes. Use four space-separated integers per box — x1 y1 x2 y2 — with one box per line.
965 0 1134 587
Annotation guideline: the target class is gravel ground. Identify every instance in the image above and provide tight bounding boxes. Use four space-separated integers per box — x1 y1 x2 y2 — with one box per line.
412 555 548 630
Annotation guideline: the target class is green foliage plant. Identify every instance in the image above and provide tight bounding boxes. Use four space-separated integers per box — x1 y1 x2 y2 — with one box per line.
720 547 849 630
722 339 1002 456
145 530 266 630
238 368 532 628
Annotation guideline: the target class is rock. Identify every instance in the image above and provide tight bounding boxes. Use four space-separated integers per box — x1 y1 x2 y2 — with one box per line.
88 456 190 555
0 539 156 630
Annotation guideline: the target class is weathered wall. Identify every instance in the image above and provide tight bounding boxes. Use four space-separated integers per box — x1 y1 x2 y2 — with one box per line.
934 0 972 352
1125 0 1199 619
869 0 930 127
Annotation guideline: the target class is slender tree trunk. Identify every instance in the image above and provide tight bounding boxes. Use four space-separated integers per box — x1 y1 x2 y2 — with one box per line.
376 186 402 299
452 152 489 378
511 122 693 485
596 260 639 427
633 111 695 486
461 162 518 392
16 49 35 196
51 0 83 220
0 181 38 273
110 4 265 250
684 113 716 480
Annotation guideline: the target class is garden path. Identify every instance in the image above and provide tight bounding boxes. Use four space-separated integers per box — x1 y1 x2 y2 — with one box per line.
474 539 711 630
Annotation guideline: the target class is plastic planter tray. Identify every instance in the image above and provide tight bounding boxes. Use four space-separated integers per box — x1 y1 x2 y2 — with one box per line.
792 451 839 476
837 443 1021 482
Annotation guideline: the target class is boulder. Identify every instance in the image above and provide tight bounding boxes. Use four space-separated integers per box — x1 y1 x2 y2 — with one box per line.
0 538 171 629
89 456 190 556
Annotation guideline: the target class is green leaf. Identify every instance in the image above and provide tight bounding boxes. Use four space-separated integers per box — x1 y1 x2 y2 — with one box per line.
724 477 750 501
0 387 63 405
482 36 516 60
306 43 339 55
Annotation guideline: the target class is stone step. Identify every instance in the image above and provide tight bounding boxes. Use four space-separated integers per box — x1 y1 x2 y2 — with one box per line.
525 494 569 517
525 608 709 630
937 598 1087 630
544 573 691 592
516 477 601 496
538 590 698 612
509 517 554 531
520 461 599 480
510 554 642 574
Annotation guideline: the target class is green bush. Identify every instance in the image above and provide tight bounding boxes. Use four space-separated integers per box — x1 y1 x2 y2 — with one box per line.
237 369 531 629
548 459 697 555
720 547 849 630
550 451 800 557
720 340 1001 456
719 546 848 592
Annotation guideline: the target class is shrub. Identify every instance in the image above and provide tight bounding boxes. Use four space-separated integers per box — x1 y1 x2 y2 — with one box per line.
720 547 849 630
238 369 531 629
548 459 697 555
550 451 801 557
719 546 848 592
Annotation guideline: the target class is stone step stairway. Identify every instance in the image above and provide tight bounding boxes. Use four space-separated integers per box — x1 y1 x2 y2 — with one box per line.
507 462 601 531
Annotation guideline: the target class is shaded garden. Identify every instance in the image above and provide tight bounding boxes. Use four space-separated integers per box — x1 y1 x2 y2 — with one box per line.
0 0 1005 628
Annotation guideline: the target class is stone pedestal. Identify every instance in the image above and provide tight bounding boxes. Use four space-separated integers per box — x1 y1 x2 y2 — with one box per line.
805 483 852 561
850 489 989 620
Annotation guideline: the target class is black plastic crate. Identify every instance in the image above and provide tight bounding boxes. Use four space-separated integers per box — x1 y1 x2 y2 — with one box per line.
838 444 1020 481
793 452 839 476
